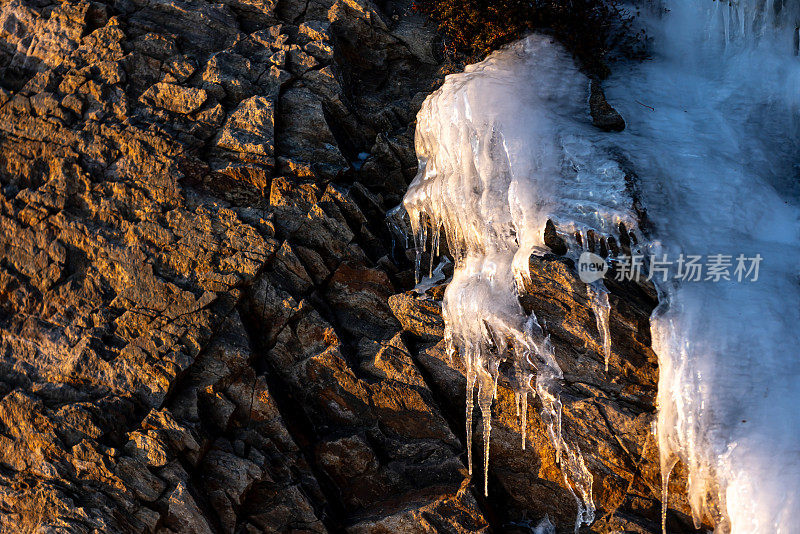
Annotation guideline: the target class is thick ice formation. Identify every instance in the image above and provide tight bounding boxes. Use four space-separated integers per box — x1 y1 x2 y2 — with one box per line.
399 1 800 532
603 2 800 532
399 36 636 530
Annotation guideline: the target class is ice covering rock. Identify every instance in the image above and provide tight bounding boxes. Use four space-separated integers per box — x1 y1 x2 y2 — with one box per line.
401 1 800 531
399 35 637 530
604 1 800 532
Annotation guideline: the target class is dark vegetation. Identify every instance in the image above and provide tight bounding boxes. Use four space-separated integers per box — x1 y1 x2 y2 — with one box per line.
412 0 649 77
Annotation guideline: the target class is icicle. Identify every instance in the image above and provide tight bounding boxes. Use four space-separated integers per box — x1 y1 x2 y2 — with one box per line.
588 284 612 371
445 327 456 364
434 220 442 257
477 363 497 496
512 361 522 418
555 400 563 465
512 363 530 449
385 205 412 262
428 221 438 278
661 454 679 534
520 388 528 450
465 346 476 476
410 211 425 284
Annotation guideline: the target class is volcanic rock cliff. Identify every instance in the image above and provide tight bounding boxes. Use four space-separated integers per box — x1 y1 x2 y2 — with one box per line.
0 0 699 532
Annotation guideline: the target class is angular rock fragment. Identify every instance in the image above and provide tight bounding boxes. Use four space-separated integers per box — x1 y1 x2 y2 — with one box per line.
140 82 208 114
216 96 275 156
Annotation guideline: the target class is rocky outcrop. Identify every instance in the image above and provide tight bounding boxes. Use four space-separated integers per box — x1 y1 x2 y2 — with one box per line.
391 252 703 533
0 0 699 532
589 80 626 132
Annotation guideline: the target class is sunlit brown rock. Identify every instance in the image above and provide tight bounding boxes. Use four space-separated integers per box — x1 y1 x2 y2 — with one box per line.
0 0 701 531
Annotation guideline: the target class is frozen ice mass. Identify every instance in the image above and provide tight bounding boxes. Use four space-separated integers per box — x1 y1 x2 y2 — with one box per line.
398 0 800 532
400 34 635 532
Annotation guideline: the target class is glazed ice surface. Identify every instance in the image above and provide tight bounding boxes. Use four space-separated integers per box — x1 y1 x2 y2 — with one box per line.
400 35 635 531
399 0 800 531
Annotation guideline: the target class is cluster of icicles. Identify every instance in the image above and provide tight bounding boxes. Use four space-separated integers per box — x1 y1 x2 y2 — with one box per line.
390 35 638 532
394 1 800 532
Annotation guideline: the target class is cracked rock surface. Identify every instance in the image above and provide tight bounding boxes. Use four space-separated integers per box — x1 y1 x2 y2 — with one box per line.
0 0 697 532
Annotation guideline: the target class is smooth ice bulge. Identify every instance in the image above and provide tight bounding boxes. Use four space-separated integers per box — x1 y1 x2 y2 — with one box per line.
399 35 636 531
